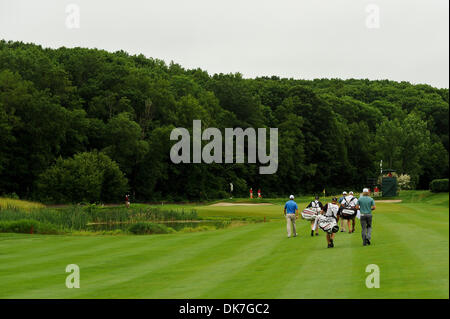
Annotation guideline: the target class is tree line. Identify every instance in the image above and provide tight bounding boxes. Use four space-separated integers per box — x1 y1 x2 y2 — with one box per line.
0 40 448 203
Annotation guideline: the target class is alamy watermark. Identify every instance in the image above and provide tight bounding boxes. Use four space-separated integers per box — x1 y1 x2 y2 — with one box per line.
365 264 380 288
66 264 80 288
170 120 278 174
365 4 380 29
65 3 80 29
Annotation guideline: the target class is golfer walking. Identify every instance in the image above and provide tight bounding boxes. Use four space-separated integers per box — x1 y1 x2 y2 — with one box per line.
284 195 299 238
356 188 376 246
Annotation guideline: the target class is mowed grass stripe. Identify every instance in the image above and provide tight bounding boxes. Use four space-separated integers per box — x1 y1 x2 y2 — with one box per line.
0 192 448 299
382 211 448 238
367 211 448 298
0 231 213 272
386 217 447 296
200 220 334 298
277 226 360 299
384 204 449 235
146 222 287 298
72 222 278 298
0 234 173 270
0 234 200 290
0 234 205 296
2 222 268 298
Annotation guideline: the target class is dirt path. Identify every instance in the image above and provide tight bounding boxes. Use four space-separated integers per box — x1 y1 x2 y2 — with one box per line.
209 202 274 207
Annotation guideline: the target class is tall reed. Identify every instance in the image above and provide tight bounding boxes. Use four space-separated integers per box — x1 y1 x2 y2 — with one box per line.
0 205 198 231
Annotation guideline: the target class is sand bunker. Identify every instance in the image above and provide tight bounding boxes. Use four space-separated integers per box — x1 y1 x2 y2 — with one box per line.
210 202 274 207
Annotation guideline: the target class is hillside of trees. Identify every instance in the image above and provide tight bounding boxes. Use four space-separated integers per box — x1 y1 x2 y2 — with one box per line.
0 40 448 202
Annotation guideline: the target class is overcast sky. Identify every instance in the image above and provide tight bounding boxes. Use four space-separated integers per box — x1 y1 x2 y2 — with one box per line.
0 0 448 88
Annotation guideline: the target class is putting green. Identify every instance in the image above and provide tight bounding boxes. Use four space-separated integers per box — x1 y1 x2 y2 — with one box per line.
0 192 448 298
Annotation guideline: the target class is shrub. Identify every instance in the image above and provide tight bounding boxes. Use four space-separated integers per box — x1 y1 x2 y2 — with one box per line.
179 225 215 233
2 192 19 199
128 222 175 235
71 229 125 236
35 151 128 204
0 219 60 234
104 229 124 235
398 174 413 190
430 179 449 193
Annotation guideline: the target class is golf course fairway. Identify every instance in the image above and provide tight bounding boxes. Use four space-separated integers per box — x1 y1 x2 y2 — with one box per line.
0 192 448 299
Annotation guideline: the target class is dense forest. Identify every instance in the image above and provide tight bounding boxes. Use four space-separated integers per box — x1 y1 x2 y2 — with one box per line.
0 40 448 203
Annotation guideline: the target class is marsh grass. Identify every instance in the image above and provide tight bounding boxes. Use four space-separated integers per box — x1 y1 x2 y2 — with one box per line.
0 205 198 232
0 197 45 210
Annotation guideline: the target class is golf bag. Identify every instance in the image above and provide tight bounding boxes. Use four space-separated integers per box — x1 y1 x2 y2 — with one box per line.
341 196 357 218
341 208 356 218
301 208 319 221
317 215 339 234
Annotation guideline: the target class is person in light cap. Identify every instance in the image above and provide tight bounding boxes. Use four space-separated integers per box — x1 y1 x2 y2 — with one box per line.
340 191 358 233
306 195 323 236
337 191 347 232
320 197 340 248
284 195 299 238
356 188 376 246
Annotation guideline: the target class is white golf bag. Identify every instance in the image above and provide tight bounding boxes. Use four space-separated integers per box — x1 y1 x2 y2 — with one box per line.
341 196 357 218
301 208 320 221
316 215 339 234
341 208 356 218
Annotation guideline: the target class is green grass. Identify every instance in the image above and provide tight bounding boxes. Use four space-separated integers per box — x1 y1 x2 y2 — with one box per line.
0 197 44 210
0 191 448 298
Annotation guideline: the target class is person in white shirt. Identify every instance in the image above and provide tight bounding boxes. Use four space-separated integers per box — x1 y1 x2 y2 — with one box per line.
321 197 340 248
337 191 347 232
340 191 358 233
306 196 323 237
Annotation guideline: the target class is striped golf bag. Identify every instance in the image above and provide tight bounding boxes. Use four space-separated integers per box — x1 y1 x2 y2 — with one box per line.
341 197 357 218
301 208 319 221
317 215 339 234
340 208 356 218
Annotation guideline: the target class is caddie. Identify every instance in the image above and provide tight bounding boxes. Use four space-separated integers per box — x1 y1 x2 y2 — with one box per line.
320 197 340 248
338 191 347 232
306 195 323 237
340 191 358 233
